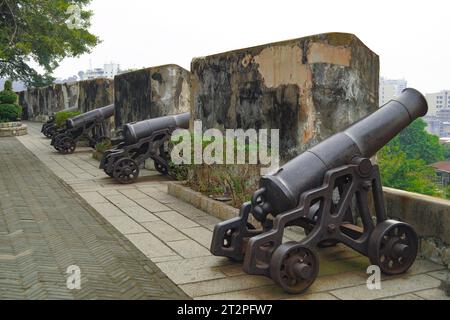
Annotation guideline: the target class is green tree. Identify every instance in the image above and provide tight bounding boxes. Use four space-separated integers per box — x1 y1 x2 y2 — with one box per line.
393 119 444 164
0 0 99 86
378 144 441 197
378 119 447 198
0 80 21 122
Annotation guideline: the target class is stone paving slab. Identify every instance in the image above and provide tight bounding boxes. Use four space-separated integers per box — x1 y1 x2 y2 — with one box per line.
12 121 450 300
0 136 187 300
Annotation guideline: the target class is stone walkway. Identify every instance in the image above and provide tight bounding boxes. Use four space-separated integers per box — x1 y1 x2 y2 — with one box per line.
0 135 187 299
12 121 450 300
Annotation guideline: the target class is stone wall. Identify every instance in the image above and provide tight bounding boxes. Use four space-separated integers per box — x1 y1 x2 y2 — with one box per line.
114 64 190 127
384 187 450 267
191 32 379 161
77 78 114 113
18 82 80 121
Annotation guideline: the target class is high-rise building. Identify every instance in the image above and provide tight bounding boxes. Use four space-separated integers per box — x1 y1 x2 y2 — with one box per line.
423 92 450 138
379 77 407 106
77 62 121 80
425 90 450 117
103 63 120 78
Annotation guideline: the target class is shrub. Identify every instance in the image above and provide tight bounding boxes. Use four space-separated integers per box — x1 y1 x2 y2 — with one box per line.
4 80 12 91
95 139 112 153
0 104 22 122
0 89 18 104
55 110 81 127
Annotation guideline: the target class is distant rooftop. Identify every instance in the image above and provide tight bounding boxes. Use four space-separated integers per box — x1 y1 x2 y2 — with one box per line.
431 161 450 173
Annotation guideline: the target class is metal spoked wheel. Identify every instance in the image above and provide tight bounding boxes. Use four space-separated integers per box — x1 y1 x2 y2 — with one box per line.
58 136 76 154
52 133 66 150
44 126 56 138
368 220 418 275
113 158 139 184
270 242 319 294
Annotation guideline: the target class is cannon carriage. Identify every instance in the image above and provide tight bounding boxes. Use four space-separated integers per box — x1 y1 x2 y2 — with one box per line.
50 104 114 154
41 106 79 138
99 112 190 184
210 88 428 294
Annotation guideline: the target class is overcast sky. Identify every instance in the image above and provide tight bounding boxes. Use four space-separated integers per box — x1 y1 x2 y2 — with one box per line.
53 0 449 94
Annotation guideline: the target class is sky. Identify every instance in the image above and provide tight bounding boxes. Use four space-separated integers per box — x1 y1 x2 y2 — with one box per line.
52 0 450 94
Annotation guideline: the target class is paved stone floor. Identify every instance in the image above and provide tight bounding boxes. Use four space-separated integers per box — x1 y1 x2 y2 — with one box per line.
9 121 450 300
0 136 187 299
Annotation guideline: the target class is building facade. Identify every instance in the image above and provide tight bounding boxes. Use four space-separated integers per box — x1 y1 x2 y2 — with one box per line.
425 90 450 117
379 77 407 106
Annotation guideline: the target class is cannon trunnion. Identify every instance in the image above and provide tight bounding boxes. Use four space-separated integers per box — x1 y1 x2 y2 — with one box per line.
99 112 190 184
210 88 427 294
50 104 115 154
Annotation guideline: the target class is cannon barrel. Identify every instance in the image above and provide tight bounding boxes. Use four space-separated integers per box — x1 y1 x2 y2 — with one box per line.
122 112 190 145
255 88 428 217
66 104 114 129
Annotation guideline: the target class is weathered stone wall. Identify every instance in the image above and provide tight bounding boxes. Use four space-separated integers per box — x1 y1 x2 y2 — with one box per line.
191 32 379 161
114 64 190 127
77 78 114 113
17 78 113 122
384 187 450 245
18 82 80 121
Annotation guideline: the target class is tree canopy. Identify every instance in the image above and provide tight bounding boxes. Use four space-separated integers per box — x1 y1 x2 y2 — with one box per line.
0 0 99 86
379 119 448 198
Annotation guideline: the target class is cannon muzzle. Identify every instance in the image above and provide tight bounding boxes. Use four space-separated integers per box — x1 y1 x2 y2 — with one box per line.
255 88 428 217
122 112 190 145
66 104 115 129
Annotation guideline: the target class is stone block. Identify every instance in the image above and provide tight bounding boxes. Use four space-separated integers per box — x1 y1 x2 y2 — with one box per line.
191 32 379 161
114 64 190 127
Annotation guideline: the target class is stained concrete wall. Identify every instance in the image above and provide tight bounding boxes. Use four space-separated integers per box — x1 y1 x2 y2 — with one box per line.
18 82 80 121
77 78 114 113
191 32 379 161
114 64 190 127
384 187 450 245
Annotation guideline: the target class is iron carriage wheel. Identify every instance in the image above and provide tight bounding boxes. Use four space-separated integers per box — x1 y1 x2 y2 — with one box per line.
58 136 76 154
270 242 319 294
368 220 418 275
102 152 116 177
113 158 140 184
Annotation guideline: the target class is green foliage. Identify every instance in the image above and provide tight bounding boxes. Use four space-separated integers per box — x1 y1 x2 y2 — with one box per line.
446 185 450 200
0 89 17 104
4 80 12 90
378 119 445 198
0 82 21 121
55 110 81 127
443 144 450 161
379 145 441 196
95 139 112 154
393 119 444 164
0 103 22 122
0 0 99 86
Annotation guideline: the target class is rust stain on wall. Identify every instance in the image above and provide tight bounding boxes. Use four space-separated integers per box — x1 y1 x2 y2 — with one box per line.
253 45 309 89
307 42 351 66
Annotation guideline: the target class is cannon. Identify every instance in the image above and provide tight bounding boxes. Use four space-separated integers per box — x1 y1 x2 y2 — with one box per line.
41 107 79 138
99 112 190 184
51 104 114 154
210 88 428 294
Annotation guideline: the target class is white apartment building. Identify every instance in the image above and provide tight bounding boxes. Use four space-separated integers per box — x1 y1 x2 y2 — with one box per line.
425 90 450 117
78 62 121 80
379 77 407 106
103 63 120 78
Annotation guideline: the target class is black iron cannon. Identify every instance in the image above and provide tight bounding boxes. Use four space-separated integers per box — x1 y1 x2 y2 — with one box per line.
51 104 114 154
210 88 428 294
99 112 190 184
41 106 79 138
